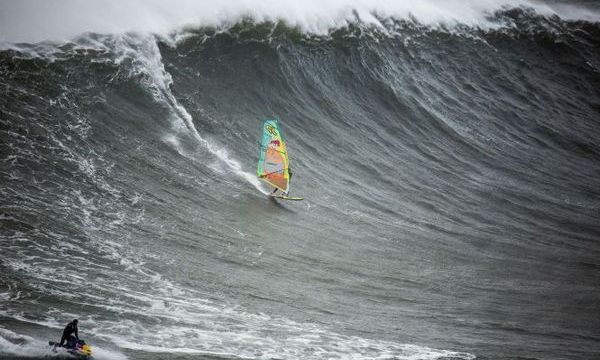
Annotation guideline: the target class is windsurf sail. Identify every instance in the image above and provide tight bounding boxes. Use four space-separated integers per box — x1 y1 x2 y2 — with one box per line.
257 119 290 192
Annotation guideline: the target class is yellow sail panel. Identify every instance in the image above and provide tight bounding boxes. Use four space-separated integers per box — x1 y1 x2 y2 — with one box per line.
257 119 289 192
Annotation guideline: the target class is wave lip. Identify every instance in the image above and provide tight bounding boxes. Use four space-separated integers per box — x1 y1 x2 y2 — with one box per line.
1 0 600 43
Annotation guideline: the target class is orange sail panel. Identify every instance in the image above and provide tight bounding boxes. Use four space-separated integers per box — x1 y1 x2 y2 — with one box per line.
257 119 289 192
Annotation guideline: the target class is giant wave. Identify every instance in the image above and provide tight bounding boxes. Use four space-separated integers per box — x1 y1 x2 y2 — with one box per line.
1 2 599 360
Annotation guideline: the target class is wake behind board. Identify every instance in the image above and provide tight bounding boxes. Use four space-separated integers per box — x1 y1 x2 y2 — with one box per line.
271 194 304 201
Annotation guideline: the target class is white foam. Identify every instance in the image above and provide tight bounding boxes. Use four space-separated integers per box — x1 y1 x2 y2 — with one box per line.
1 0 599 43
0 329 53 358
1 237 475 360
90 346 129 360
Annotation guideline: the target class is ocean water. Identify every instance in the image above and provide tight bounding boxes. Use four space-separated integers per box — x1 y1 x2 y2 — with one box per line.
1 1 599 359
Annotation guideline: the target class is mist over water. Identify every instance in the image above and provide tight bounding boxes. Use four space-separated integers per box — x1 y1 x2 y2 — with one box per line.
1 0 600 42
1 1 600 360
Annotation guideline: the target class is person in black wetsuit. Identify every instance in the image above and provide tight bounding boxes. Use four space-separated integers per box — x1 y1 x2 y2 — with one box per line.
286 166 293 195
58 319 79 348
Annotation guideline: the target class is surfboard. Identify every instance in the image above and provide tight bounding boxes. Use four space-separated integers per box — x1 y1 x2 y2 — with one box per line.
271 194 304 201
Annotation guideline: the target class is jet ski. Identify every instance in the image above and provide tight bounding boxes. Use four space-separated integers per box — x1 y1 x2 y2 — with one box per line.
49 339 93 358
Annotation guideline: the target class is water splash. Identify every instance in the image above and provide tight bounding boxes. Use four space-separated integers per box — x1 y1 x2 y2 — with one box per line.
113 33 269 194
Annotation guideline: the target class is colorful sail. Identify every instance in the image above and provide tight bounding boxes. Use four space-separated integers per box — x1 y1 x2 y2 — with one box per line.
257 119 290 192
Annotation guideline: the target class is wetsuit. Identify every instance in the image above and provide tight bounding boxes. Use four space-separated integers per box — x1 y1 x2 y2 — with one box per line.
286 167 293 194
59 321 78 348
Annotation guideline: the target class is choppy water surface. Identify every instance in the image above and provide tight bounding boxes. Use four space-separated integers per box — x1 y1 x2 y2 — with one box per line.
1 1 600 359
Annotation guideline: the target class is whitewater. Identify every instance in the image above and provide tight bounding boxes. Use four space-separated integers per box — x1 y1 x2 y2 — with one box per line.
1 1 599 359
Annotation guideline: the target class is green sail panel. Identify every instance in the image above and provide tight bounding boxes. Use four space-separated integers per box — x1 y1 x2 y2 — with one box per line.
257 119 289 192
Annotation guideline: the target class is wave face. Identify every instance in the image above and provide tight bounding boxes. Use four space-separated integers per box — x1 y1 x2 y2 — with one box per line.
1 5 600 360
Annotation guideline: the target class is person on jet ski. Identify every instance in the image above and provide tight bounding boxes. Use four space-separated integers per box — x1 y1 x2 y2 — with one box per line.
58 319 79 348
